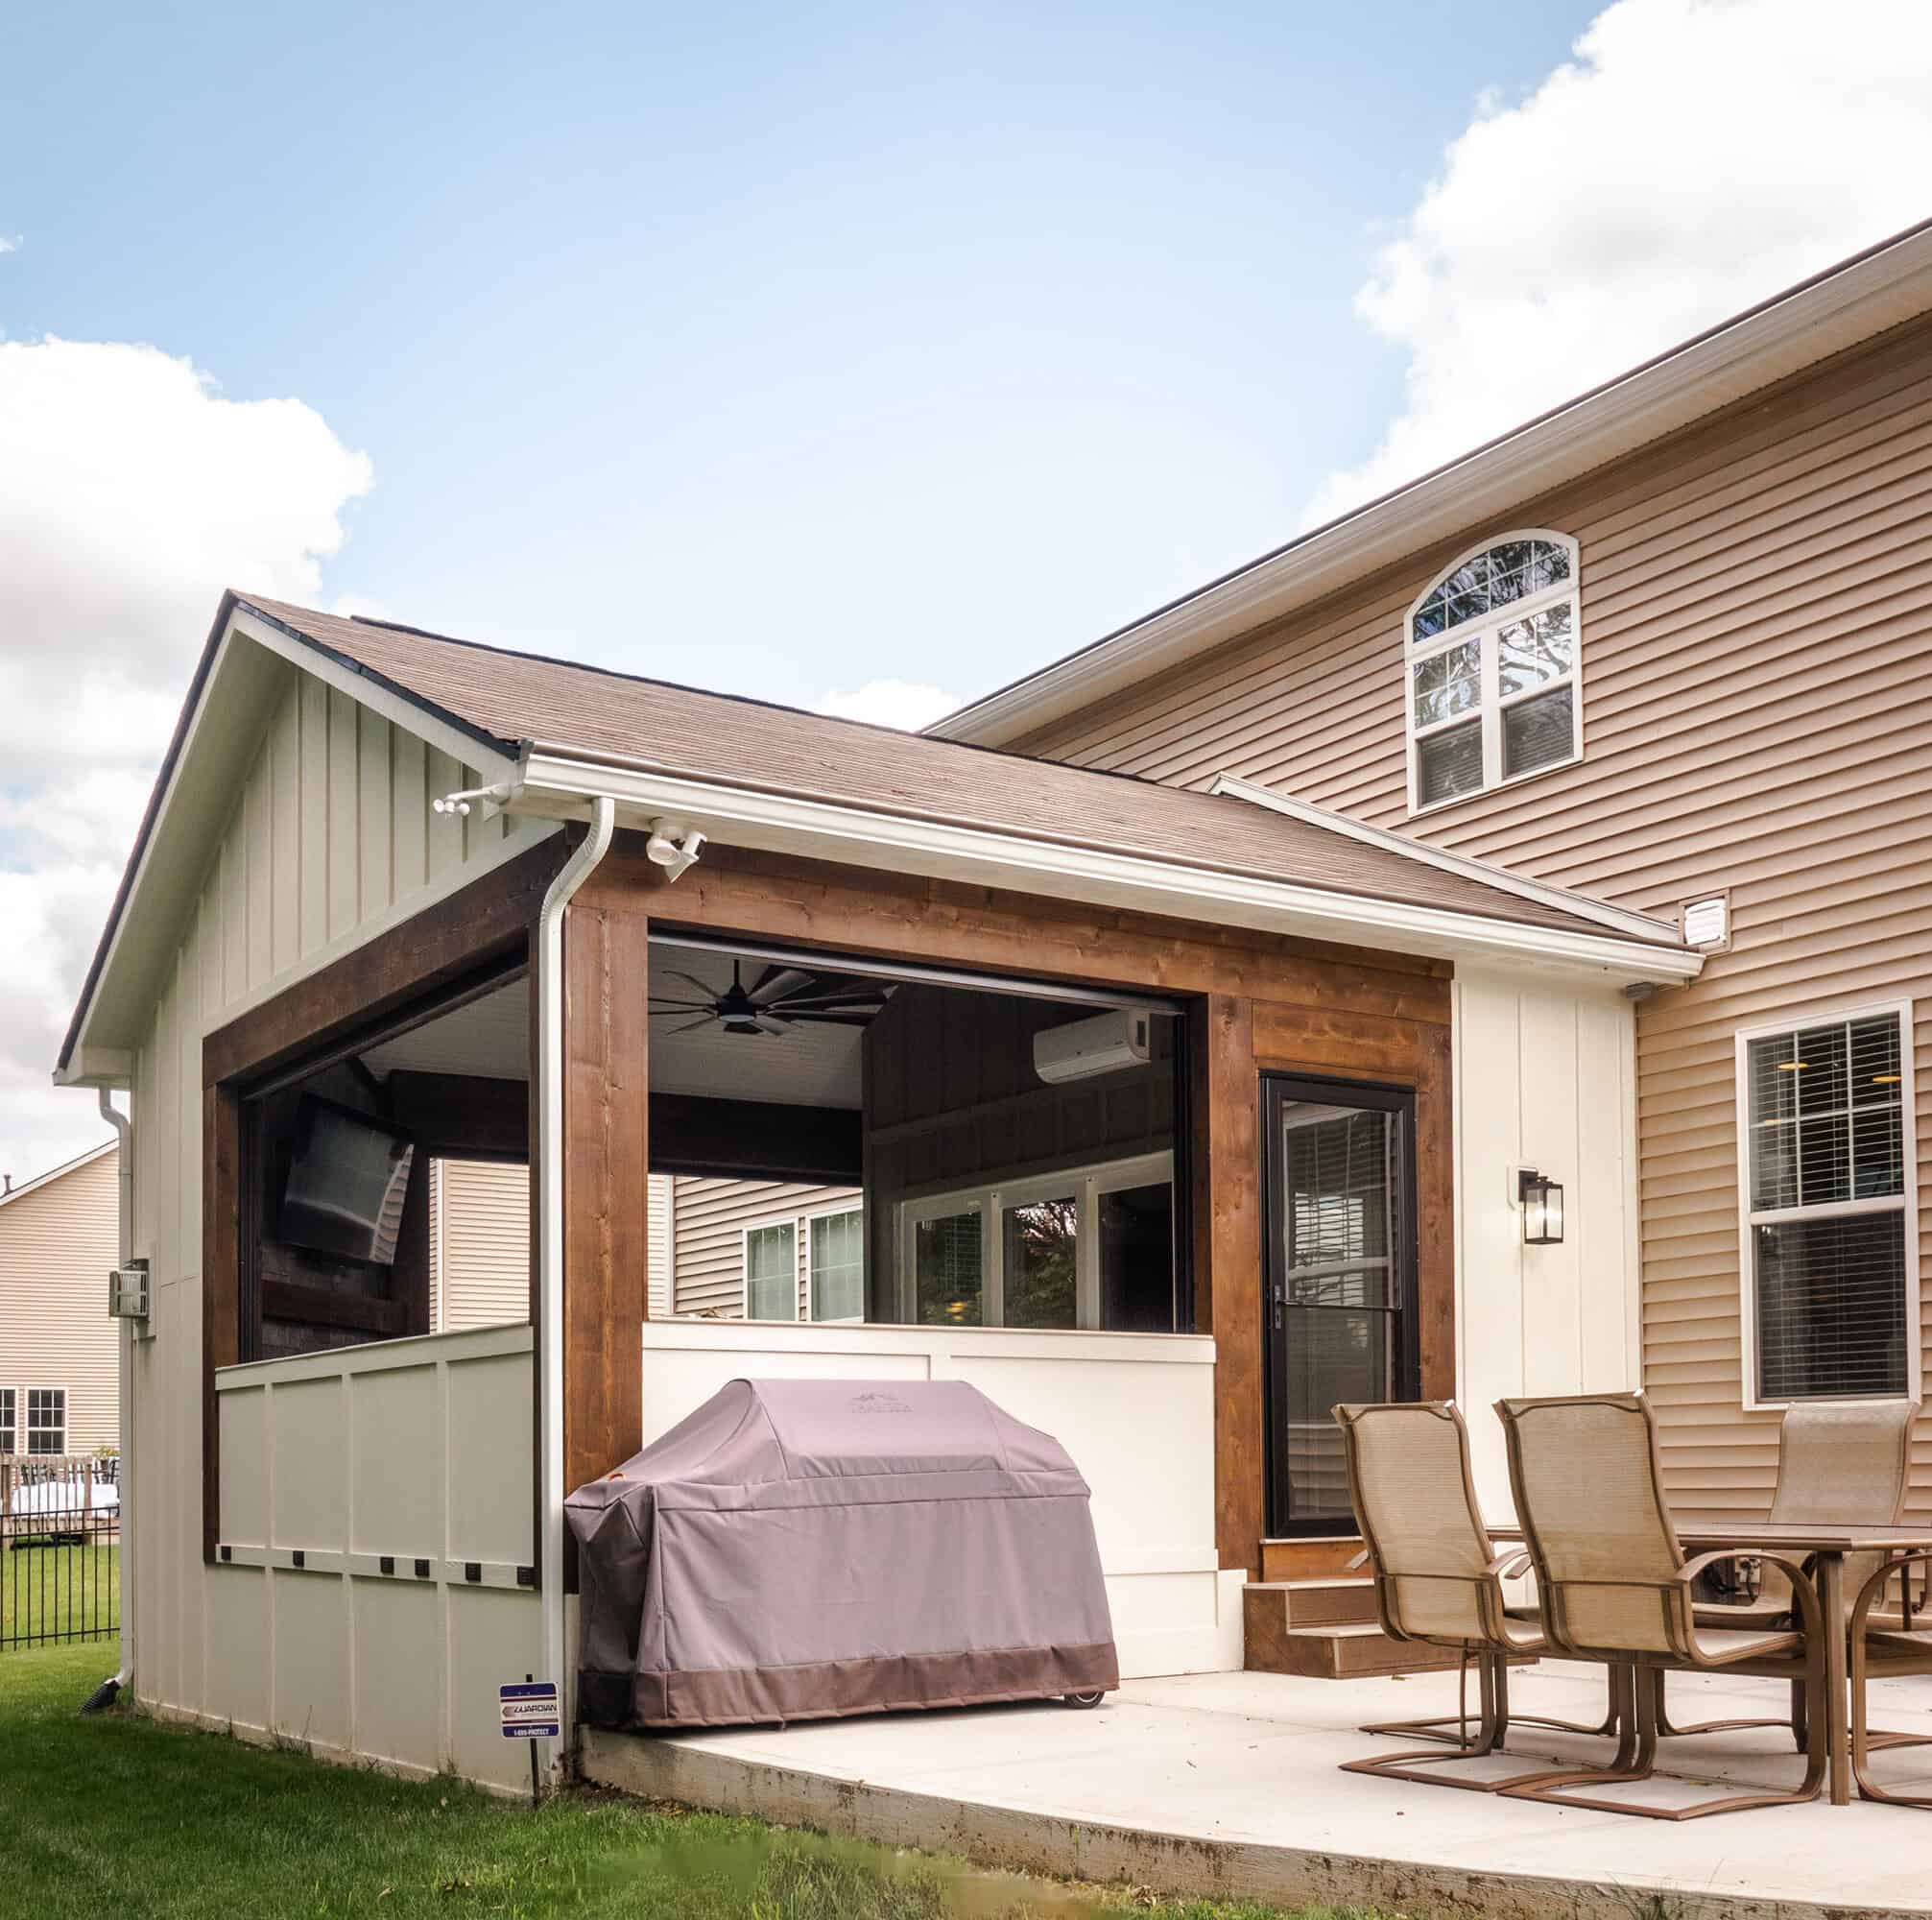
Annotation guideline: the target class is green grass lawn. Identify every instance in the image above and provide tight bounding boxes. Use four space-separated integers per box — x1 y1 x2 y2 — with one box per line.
1 1543 119 1645
0 1645 1404 1920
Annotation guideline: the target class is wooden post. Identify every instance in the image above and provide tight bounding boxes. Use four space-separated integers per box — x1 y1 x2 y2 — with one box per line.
560 898 651 1549
1191 995 1263 1579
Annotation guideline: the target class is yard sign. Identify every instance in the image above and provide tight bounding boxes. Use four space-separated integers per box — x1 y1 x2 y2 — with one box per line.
499 1681 561 1740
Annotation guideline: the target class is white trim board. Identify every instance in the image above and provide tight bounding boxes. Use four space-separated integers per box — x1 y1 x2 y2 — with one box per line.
1206 774 1677 945
1732 995 1920 1412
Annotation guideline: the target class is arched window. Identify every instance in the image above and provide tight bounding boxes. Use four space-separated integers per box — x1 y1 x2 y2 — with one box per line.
1405 531 1581 811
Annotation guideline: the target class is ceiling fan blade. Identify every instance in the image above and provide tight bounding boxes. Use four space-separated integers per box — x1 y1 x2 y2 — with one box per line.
659 969 725 1001
667 1015 718 1034
788 1012 878 1027
752 1016 791 1037
769 990 888 1010
749 965 815 1005
648 998 717 1012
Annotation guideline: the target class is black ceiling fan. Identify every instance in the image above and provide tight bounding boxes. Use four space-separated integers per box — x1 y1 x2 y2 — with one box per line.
649 958 889 1038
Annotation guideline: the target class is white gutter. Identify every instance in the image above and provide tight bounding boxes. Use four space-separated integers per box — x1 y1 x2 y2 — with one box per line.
511 751 1702 985
92 1089 134 1708
534 796 615 1786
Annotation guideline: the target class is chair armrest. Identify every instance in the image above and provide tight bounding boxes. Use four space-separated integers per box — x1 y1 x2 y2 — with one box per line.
1345 1548 1369 1572
1484 1549 1533 1579
1851 1548 1932 1633
1675 1548 1824 1641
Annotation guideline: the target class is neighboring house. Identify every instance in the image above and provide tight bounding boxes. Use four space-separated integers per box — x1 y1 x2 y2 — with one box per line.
0 1141 120 1456
930 218 1932 1517
428 1163 861 1324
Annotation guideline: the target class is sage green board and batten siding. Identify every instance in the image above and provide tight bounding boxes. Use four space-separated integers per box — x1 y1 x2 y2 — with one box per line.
1008 315 1932 1513
124 652 557 1731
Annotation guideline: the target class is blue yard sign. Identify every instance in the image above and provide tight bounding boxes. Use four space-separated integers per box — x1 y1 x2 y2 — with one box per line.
499 1681 561 1740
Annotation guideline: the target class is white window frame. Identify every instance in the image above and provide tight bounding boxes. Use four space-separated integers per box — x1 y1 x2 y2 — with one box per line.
740 1219 800 1323
1734 996 1920 1411
1404 528 1584 816
0 1386 14 1455
25 1385 68 1457
805 1203 867 1324
895 1150 1174 1330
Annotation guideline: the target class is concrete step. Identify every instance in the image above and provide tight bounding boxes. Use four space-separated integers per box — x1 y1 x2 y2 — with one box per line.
1243 1585 1464 1680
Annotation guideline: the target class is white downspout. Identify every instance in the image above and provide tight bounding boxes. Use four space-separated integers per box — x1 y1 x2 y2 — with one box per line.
535 799 615 1783
90 1088 134 1706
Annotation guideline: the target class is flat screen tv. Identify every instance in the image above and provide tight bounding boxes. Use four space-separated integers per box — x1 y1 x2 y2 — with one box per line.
279 1097 416 1266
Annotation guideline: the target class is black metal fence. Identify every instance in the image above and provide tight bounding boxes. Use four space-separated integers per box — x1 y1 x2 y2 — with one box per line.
2 1455 121 1650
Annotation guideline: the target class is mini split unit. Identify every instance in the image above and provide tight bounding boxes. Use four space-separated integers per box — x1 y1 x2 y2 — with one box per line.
1032 1009 1152 1085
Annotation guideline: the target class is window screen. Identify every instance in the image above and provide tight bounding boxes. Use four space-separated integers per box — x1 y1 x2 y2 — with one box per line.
744 1223 798 1321
1746 1012 1910 1401
808 1209 865 1321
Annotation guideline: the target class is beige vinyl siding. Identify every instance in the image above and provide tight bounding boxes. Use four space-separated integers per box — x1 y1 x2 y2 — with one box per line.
1010 314 1932 1513
668 1178 864 1319
123 655 557 1723
426 1163 677 1329
0 1145 121 1454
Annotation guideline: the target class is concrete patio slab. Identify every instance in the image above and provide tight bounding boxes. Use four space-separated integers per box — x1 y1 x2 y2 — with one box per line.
580 1660 1932 1918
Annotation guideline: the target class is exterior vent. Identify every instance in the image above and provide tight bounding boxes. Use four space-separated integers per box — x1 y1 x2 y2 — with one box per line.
107 1261 150 1322
1682 895 1729 949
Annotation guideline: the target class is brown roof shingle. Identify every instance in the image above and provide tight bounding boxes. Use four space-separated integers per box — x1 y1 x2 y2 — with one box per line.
239 593 1675 944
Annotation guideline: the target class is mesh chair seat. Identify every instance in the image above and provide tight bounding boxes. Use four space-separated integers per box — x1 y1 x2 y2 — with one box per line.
1687 1624 1801 1664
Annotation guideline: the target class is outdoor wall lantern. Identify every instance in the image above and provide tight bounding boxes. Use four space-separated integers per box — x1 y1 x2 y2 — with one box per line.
1518 1168 1564 1245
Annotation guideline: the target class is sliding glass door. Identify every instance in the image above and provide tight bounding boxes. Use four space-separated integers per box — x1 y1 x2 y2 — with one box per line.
1263 1077 1419 1537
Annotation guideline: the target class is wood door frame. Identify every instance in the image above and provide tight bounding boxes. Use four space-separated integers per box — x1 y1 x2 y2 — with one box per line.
1260 1071 1421 1540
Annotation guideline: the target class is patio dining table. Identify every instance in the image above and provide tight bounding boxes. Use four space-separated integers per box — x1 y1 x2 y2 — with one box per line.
1488 1514 1932 1806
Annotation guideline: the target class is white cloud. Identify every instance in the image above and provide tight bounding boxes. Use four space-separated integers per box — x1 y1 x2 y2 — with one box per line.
0 235 17 256
814 680 963 732
0 337 370 1182
1306 0 1932 527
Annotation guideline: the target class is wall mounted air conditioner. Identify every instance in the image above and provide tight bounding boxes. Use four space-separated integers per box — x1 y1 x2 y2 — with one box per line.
107 1261 149 1323
1033 1009 1152 1085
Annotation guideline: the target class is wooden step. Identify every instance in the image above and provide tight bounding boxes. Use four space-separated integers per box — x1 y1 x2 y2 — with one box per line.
1259 1537 1364 1583
1243 1582 1464 1679
1263 1577 1378 1627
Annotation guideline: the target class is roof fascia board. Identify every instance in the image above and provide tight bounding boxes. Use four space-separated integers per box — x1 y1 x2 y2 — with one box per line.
931 222 1932 747
0 1138 117 1210
59 607 525 1081
514 750 1703 985
227 605 521 777
1207 772 1679 945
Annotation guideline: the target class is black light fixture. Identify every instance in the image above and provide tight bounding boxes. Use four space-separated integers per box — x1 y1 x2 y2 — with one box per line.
1518 1168 1564 1245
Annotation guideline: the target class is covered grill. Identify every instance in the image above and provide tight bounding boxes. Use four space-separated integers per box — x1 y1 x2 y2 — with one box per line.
567 1377 1118 1730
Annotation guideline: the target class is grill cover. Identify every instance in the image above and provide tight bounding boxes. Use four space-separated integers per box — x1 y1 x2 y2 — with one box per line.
566 1378 1118 1729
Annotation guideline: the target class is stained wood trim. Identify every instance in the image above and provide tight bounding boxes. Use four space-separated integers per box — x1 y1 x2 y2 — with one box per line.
561 898 651 1583
1191 995 1264 1577
260 1281 409 1337
651 1092 862 1184
577 838 1452 1015
201 843 561 1567
203 837 564 1087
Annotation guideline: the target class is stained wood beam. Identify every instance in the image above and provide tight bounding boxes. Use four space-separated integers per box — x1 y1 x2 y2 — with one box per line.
561 898 651 1547
650 1092 861 1183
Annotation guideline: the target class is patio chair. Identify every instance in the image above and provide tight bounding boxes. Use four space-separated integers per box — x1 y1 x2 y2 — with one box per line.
1660 1398 1920 1750
1494 1391 1827 1819
1849 1544 1932 1806
1331 1400 1622 1791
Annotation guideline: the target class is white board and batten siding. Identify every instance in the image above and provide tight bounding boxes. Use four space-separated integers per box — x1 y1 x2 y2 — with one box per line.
639 1317 1241 1679
125 651 557 1764
0 1144 121 1454
1452 972 1642 1519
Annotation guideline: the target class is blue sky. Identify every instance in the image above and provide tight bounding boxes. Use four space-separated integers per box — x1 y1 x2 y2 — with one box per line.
4 0 1928 1174
5 1 1600 708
